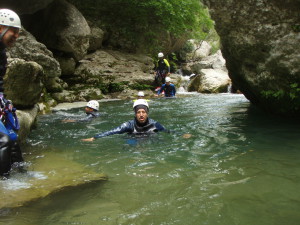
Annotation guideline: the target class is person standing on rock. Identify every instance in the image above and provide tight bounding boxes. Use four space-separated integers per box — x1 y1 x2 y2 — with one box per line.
154 52 170 87
0 9 24 177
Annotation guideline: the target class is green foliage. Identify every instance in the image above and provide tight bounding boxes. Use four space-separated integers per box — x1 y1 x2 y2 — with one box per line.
176 41 194 61
99 82 124 94
69 0 214 53
129 83 153 90
261 83 300 111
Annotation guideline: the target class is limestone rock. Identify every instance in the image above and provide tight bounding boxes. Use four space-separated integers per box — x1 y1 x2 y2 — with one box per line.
203 0 300 115
27 0 91 61
0 152 107 209
188 69 231 93
4 59 43 108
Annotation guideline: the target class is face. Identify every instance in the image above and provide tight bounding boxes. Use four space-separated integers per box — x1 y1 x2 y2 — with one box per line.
0 26 20 47
166 81 170 85
85 107 94 113
135 108 148 124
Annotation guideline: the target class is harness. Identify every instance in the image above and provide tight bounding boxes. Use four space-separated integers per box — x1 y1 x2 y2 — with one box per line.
133 118 158 134
0 99 19 141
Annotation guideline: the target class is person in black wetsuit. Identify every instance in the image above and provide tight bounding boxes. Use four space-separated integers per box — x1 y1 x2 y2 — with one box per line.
62 100 100 123
0 9 23 176
153 52 170 86
81 99 165 141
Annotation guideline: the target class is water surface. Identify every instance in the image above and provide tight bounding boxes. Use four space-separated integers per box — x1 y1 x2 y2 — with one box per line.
1 94 300 225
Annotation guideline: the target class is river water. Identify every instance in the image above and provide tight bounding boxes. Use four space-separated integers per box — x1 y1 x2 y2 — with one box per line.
1 93 300 225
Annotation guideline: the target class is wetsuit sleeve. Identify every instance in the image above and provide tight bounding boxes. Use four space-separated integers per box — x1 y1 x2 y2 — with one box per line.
155 122 166 131
164 59 170 72
173 84 176 95
157 84 165 95
93 121 132 139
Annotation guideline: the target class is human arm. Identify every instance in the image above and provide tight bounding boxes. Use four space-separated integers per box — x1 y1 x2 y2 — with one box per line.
155 121 166 131
164 59 171 74
81 121 133 141
156 84 165 96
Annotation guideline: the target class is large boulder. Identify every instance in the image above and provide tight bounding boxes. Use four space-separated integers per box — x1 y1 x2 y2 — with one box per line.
16 105 39 144
4 59 44 108
0 0 54 14
8 29 63 93
73 50 154 86
203 0 300 115
25 0 91 61
188 69 231 93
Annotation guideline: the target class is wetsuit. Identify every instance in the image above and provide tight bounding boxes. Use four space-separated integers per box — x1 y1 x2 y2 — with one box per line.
0 41 23 176
94 118 165 139
157 83 176 97
79 111 100 122
154 58 170 85
80 112 100 121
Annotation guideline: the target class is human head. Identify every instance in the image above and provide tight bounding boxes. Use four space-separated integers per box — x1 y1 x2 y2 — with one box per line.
165 77 171 84
86 100 99 111
158 52 164 58
137 91 144 99
133 99 149 124
0 9 21 47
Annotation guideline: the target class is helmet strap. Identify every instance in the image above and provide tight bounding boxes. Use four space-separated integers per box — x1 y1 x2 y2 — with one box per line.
0 27 9 41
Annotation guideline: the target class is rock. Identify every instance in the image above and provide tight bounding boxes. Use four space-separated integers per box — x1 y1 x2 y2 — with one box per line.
203 0 300 115
188 69 231 93
186 40 212 61
16 105 39 144
56 56 76 76
4 59 44 108
8 28 62 93
26 0 91 61
0 0 54 14
0 152 107 209
88 26 105 52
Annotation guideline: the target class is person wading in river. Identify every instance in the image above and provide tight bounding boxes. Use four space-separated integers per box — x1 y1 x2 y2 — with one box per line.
81 99 165 141
0 9 24 177
155 77 176 98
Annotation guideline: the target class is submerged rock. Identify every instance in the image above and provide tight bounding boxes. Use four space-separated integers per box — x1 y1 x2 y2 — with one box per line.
0 152 107 209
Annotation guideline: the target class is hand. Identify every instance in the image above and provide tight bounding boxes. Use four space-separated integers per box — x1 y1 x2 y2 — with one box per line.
81 137 95 142
62 119 76 123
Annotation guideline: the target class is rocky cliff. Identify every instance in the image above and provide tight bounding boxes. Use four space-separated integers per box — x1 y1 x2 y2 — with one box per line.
203 0 300 115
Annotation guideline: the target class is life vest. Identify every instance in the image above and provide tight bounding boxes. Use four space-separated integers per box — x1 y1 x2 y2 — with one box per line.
156 58 170 71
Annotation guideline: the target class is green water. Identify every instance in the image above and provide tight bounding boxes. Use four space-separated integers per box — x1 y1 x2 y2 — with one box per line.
1 94 300 225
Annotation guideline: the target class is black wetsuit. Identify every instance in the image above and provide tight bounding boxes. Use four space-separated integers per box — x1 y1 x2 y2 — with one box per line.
94 118 165 139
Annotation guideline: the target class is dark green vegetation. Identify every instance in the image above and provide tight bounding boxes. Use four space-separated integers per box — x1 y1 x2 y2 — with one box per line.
261 83 300 114
68 0 214 56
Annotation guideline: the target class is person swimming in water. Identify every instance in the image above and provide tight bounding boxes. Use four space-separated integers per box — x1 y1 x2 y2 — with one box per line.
81 99 165 141
62 100 100 123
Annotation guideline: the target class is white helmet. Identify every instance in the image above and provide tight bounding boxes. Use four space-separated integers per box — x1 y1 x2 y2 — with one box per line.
137 91 144 97
165 77 171 82
158 52 164 58
86 100 99 111
133 99 149 110
0 9 21 28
